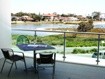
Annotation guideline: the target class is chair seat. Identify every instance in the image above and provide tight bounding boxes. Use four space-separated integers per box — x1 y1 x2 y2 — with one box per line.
10 55 24 61
37 58 54 64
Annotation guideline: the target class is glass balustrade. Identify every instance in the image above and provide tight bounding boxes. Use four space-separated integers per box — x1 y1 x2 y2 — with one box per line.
11 29 105 66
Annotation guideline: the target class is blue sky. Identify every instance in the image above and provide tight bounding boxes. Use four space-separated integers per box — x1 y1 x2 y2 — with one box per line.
11 0 105 16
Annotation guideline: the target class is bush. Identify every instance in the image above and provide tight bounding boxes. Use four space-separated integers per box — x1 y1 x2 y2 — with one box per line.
72 49 86 54
77 20 94 32
90 48 97 53
72 48 97 54
72 49 79 54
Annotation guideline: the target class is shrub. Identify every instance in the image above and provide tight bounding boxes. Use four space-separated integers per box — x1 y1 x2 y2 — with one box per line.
71 49 86 54
72 48 97 54
90 48 97 53
72 49 79 54
77 20 94 32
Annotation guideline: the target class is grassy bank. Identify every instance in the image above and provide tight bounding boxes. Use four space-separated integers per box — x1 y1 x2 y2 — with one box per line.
12 34 105 54
12 34 105 47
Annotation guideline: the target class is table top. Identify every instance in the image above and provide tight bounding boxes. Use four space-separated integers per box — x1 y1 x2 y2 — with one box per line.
17 43 55 51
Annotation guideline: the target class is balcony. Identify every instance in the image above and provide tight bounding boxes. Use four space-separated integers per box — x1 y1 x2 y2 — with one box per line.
0 29 105 79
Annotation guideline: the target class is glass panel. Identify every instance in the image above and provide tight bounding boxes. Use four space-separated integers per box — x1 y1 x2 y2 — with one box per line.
65 33 99 65
98 35 105 66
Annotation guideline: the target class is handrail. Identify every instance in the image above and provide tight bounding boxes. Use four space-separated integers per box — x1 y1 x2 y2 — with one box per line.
12 28 105 35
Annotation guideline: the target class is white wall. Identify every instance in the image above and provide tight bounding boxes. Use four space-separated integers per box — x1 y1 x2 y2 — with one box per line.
0 0 11 58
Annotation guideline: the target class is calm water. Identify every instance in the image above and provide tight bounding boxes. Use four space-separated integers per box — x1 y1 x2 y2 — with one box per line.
12 23 105 36
12 24 78 36
12 24 78 29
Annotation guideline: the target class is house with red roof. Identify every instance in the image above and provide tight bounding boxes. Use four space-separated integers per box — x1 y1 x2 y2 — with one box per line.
42 13 58 21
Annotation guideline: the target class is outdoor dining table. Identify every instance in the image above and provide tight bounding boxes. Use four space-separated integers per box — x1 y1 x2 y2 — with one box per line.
17 43 55 72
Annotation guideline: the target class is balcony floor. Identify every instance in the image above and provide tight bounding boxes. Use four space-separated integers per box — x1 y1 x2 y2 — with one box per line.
0 57 105 79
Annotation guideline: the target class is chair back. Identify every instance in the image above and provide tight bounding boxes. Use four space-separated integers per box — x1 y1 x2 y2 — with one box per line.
39 53 55 64
17 35 29 45
1 48 13 59
37 53 56 79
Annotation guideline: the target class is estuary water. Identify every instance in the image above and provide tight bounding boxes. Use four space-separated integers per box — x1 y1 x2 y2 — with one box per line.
12 24 78 36
12 23 105 36
12 24 78 30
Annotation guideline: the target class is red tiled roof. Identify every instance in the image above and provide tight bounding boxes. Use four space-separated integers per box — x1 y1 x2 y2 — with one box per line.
43 13 57 17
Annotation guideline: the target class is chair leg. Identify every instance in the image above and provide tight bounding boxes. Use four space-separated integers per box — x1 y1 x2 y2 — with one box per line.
15 62 17 69
0 59 6 73
53 65 55 75
23 59 27 72
8 62 14 77
37 66 40 79
52 65 55 79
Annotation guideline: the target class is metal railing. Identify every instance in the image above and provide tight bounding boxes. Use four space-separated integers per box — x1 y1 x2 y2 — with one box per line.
12 29 105 65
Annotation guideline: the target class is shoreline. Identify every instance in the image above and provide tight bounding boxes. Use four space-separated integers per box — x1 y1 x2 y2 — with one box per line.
93 21 105 25
11 21 105 25
11 21 62 24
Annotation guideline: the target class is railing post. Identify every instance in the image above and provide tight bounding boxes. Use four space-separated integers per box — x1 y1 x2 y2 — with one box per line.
63 32 66 61
96 34 100 65
34 31 37 43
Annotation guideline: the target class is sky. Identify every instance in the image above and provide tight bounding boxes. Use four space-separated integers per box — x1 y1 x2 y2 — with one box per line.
11 0 105 16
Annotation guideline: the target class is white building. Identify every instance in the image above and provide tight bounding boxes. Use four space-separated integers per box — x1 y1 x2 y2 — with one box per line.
0 0 11 58
100 13 105 21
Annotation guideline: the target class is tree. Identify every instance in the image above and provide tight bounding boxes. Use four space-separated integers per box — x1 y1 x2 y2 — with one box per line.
11 17 17 21
92 11 100 20
77 20 94 32
86 15 92 19
15 12 29 17
61 14 68 17
30 13 41 21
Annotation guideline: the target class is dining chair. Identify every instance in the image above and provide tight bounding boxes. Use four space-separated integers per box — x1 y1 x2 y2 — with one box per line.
36 53 56 79
0 48 27 77
16 35 29 45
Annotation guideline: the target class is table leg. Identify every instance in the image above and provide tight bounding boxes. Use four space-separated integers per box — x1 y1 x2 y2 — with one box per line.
24 50 37 73
34 50 37 71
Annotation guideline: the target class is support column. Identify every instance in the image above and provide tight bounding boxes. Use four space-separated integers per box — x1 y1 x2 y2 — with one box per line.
0 0 11 58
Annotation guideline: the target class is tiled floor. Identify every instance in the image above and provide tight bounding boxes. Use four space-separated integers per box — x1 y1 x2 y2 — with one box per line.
0 57 105 79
